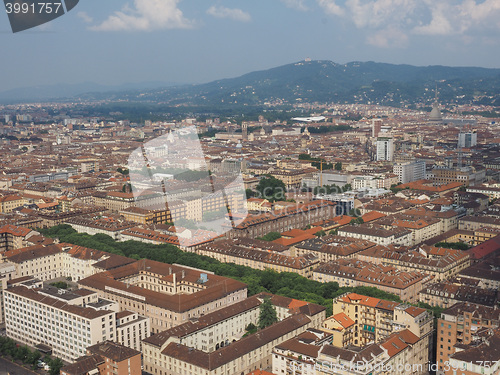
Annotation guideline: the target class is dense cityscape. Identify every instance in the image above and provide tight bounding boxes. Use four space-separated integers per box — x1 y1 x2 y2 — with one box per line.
0 82 498 375
1 0 500 373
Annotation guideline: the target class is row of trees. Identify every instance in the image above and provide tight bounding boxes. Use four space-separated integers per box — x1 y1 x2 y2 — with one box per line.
0 336 63 374
41 225 403 316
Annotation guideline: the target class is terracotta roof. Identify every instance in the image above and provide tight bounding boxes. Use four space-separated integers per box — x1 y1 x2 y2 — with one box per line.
87 341 141 362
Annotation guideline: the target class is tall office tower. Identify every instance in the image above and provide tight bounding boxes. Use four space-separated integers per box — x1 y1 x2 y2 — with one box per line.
393 160 426 183
458 130 477 148
376 136 394 161
372 118 382 137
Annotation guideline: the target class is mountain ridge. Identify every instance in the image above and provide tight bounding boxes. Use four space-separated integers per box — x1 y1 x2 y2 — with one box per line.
3 60 500 105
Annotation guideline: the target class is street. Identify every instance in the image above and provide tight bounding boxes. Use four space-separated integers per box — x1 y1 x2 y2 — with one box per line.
0 357 39 375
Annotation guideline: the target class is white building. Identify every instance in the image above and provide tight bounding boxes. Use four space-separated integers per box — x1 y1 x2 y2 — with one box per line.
3 281 150 362
458 130 477 148
393 160 426 184
376 137 394 161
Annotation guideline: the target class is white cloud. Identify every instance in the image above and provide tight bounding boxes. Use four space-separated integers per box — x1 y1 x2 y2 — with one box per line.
413 3 453 36
90 0 194 31
206 6 251 22
366 26 409 48
281 0 309 11
316 0 500 46
77 11 93 24
317 0 344 16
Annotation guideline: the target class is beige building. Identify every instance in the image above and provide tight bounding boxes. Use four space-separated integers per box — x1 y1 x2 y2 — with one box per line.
357 244 471 281
0 194 25 213
61 341 142 375
226 201 336 239
4 284 117 362
0 224 39 253
338 224 413 246
437 302 500 374
293 235 376 263
273 328 430 375
143 293 325 375
313 259 431 303
196 239 319 278
330 293 433 348
78 259 248 333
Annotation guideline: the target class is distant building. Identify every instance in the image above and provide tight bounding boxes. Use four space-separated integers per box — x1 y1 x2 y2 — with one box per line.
458 130 478 148
376 136 394 161
394 160 426 184
372 118 382 137
429 101 443 125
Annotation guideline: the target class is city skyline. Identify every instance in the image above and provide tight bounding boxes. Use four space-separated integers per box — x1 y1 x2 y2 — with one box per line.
1 0 500 92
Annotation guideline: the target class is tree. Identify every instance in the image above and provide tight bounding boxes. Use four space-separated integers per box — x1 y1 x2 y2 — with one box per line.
315 230 326 237
350 217 364 225
49 357 64 375
335 162 342 171
256 176 286 202
258 297 278 329
257 232 282 241
245 189 256 199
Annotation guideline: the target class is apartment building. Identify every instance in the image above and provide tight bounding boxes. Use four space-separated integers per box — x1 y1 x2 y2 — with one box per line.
196 239 319 277
6 244 65 280
338 224 413 246
143 294 325 375
445 328 500 375
66 215 136 240
61 341 142 375
376 213 442 246
270 168 317 189
419 280 499 308
273 328 429 375
405 207 460 234
459 215 500 231
357 244 471 281
225 200 335 239
293 235 376 263
5 243 135 282
313 259 430 303
78 259 248 333
436 302 500 374
119 206 173 225
459 256 500 290
328 293 433 349
0 194 25 213
4 281 150 362
0 262 16 324
0 224 39 253
4 284 117 362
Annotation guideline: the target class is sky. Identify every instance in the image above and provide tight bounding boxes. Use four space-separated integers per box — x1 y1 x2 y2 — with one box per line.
1 0 500 91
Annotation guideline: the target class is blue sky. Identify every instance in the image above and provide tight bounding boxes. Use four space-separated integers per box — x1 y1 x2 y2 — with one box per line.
1 0 500 91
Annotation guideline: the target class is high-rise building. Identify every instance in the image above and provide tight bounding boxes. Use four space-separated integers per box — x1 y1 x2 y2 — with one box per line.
458 130 477 148
372 118 382 137
376 136 394 161
394 160 426 184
